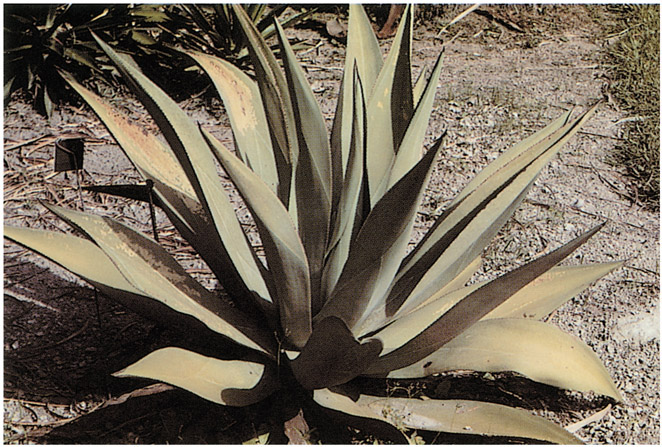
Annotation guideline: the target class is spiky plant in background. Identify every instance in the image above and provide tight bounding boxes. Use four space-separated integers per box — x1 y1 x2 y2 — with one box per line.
4 5 622 443
3 3 311 117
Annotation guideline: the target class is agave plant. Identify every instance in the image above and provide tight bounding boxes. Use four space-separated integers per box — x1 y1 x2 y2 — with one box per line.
5 5 622 443
173 4 315 62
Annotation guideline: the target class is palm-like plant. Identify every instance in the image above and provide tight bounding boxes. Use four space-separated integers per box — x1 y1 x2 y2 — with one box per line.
5 5 621 443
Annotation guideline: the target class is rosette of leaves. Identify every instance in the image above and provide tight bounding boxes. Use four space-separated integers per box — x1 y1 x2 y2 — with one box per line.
5 5 622 443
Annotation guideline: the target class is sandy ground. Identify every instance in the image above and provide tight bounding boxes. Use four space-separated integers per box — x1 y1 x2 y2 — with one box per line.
3 5 659 444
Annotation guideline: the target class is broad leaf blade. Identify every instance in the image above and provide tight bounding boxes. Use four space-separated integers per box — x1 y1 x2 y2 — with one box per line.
383 318 623 402
232 4 297 206
367 223 604 374
91 36 273 310
203 129 312 349
387 50 445 190
275 19 332 314
385 105 600 320
316 138 443 331
188 51 279 193
373 262 620 355
61 71 194 199
322 66 368 300
4 226 273 352
486 261 623 320
5 225 140 295
44 204 276 357
313 389 580 444
115 347 277 406
365 4 414 204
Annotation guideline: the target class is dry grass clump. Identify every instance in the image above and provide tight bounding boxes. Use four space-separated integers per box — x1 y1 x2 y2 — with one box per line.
603 4 660 208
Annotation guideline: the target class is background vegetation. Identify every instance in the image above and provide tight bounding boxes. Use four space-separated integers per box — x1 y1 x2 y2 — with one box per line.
5 4 657 206
601 4 660 208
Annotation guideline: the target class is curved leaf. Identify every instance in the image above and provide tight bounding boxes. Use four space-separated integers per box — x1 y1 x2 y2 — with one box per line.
366 223 604 375
365 4 414 204
313 389 579 444
371 262 621 358
115 347 277 406
486 261 623 320
4 226 272 351
202 129 311 349
187 51 279 193
43 204 276 357
60 72 194 197
385 318 622 401
90 36 273 310
62 75 255 303
5 225 140 295
386 105 600 318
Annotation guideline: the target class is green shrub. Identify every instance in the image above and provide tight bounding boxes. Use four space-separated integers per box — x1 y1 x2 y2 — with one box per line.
604 4 660 207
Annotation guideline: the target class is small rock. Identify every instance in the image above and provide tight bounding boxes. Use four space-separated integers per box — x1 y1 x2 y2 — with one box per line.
615 302 660 343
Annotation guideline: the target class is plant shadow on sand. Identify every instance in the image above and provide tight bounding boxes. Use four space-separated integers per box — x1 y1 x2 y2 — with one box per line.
4 259 614 443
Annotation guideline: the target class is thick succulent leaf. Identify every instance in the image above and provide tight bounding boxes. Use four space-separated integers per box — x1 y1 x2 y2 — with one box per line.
4 226 274 352
397 262 620 334
150 177 275 317
275 19 332 314
44 204 276 357
387 50 445 190
114 347 277 406
316 138 443 331
383 105 600 322
330 3 383 181
61 71 194 200
384 318 622 401
486 261 622 320
366 224 604 375
354 256 481 337
365 4 414 204
322 66 368 299
313 389 579 444
5 226 141 295
290 317 382 390
63 76 203 269
450 109 572 207
372 262 621 357
187 51 279 193
148 177 273 311
433 255 482 299
412 66 428 107
232 4 297 206
91 36 273 309
203 129 312 349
